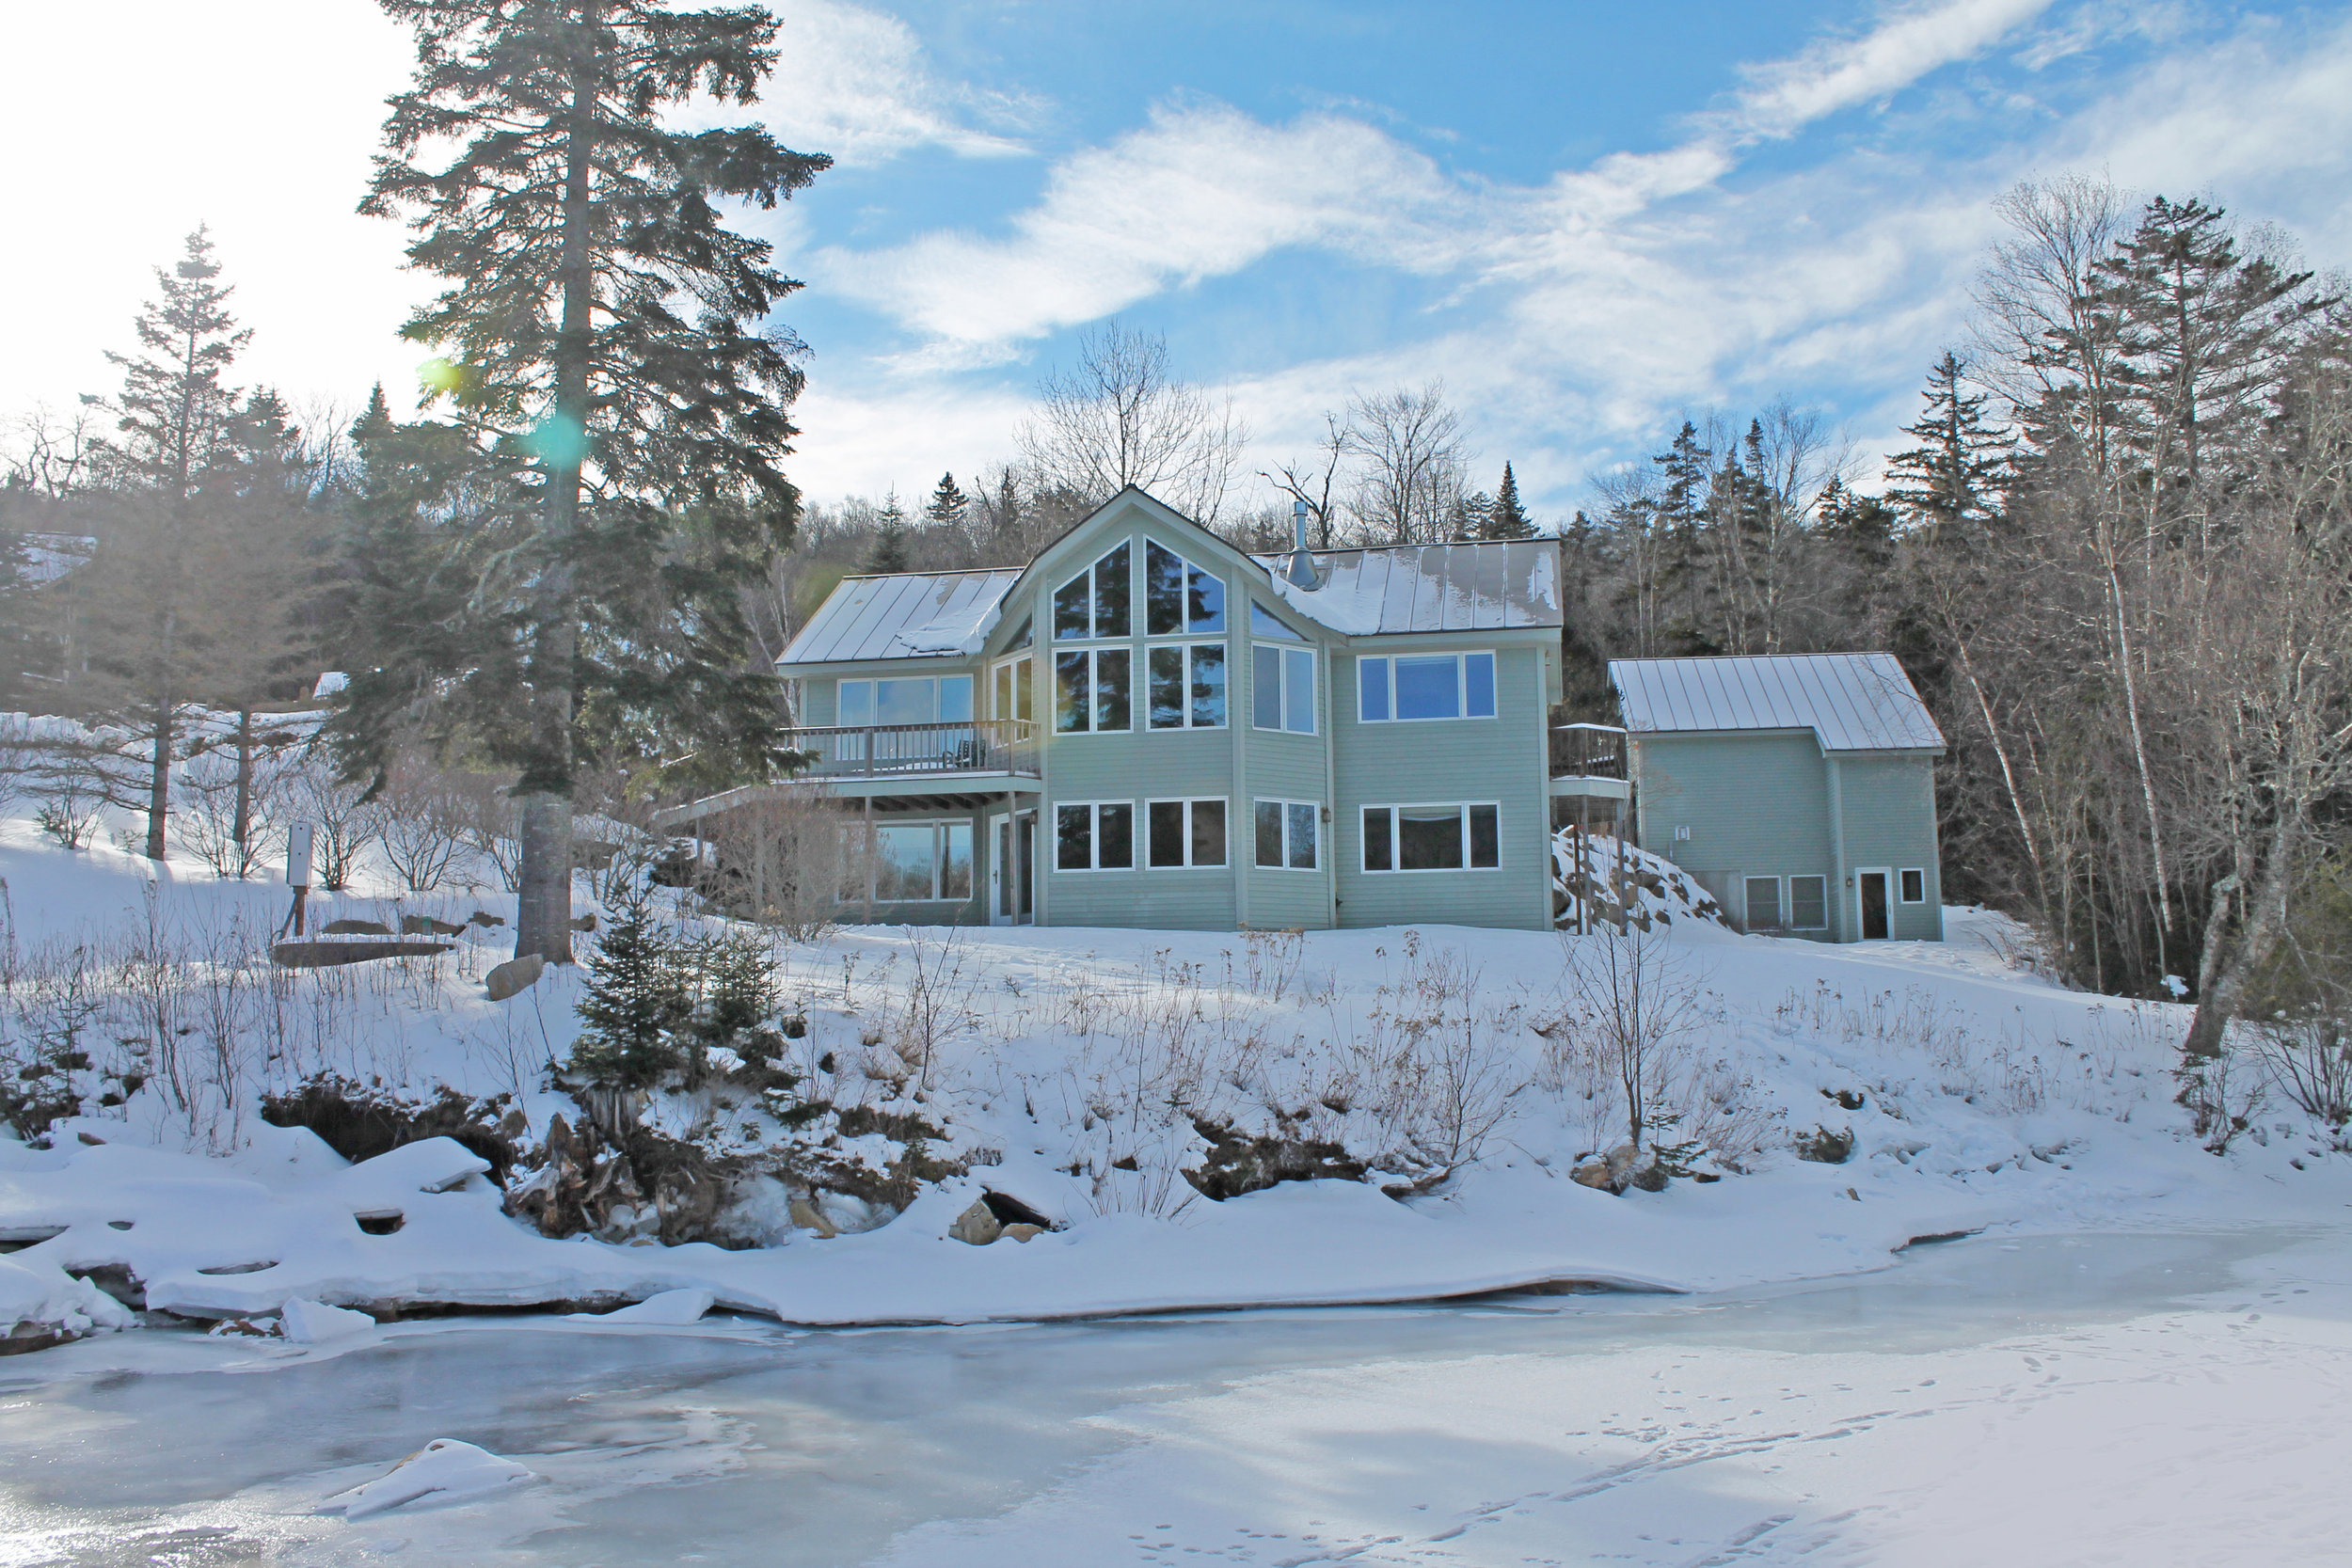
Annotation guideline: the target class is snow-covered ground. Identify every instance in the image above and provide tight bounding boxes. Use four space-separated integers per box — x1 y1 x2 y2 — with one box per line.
1 797 2347 1347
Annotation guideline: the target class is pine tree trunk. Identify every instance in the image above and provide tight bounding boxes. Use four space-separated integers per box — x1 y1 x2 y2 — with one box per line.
513 5 596 964
232 705 255 857
144 609 175 861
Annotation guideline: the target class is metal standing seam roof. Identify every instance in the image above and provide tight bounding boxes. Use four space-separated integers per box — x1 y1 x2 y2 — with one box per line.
777 569 1023 666
1608 653 1945 752
1251 540 1562 636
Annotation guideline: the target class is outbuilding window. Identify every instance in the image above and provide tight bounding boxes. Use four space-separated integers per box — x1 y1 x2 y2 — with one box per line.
1900 868 1927 904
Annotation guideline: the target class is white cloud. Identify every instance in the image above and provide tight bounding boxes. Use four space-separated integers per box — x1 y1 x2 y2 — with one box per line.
1718 0 2058 138
756 0 1035 165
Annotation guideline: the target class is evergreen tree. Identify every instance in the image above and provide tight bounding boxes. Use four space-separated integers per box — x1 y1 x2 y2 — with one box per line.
1885 352 2009 543
1652 422 1716 654
863 488 910 574
1484 462 1534 538
570 879 690 1087
80 228 250 859
923 471 967 530
353 0 831 962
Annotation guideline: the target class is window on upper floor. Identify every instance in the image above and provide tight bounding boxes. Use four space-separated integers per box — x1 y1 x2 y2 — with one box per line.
1146 541 1224 635
991 655 1036 724
837 674 973 728
1147 643 1226 730
1357 652 1496 722
1054 648 1131 733
1250 602 1306 641
1252 644 1315 734
1054 542 1131 641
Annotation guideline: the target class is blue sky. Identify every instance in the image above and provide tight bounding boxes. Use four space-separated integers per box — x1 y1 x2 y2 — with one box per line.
7 1 2351 519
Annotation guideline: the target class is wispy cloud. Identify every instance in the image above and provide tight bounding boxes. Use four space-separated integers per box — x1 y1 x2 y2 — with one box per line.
758 0 1037 164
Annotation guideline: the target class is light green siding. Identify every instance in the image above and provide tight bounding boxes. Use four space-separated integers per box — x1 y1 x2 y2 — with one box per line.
1330 641 1552 931
1632 732 1942 942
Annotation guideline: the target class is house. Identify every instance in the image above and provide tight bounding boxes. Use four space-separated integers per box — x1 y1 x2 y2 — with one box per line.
1608 653 1946 942
675 486 1600 930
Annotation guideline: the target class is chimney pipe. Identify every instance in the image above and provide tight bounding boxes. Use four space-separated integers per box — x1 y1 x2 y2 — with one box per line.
1287 498 1318 588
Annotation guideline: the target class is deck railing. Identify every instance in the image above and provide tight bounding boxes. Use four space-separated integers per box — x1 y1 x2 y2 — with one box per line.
788 719 1041 780
1549 722 1629 780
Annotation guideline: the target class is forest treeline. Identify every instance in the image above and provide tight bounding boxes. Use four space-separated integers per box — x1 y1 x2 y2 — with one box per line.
3 167 2349 1069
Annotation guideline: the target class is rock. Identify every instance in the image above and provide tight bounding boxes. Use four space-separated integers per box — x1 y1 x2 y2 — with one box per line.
949 1198 1002 1245
1603 1144 1641 1183
280 1296 376 1343
788 1196 837 1238
1569 1160 1615 1191
1183 1117 1367 1201
571 913 597 932
999 1223 1042 1243
322 918 393 936
468 910 507 927
571 1288 713 1325
977 1190 1055 1229
401 914 467 936
1796 1126 1855 1164
1628 1163 1669 1193
485 954 546 1001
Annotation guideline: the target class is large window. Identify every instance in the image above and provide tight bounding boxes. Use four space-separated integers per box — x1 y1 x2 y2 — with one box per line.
1252 644 1315 733
1147 798 1227 868
845 821 974 902
1148 643 1226 729
1054 648 1131 733
1254 800 1320 870
1357 652 1496 722
1360 803 1501 872
1055 801 1135 871
1054 543 1131 641
992 656 1035 723
837 674 973 727
1146 541 1225 635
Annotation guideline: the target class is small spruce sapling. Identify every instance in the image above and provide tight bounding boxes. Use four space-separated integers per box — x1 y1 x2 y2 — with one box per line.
570 882 691 1088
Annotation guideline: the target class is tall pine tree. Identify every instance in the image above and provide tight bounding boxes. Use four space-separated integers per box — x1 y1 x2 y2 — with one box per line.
1886 352 2009 544
354 0 830 961
1483 462 1534 538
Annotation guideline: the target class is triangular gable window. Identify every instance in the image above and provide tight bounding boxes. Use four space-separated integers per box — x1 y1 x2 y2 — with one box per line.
1250 602 1306 641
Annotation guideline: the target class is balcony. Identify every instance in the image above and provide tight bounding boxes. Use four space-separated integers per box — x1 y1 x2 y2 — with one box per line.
1549 722 1629 801
790 719 1041 782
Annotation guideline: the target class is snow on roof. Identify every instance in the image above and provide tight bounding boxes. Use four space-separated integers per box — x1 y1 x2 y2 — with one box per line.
1609 653 1945 753
1252 540 1561 637
779 569 1022 667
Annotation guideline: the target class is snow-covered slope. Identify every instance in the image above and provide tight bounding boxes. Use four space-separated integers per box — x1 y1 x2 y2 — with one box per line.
0 810 2344 1351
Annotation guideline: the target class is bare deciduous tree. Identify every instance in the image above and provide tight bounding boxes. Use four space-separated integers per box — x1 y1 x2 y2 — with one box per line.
1341 382 1471 545
1020 323 1249 525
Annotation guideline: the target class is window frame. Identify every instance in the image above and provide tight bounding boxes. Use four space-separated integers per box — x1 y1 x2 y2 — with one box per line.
1787 874 1830 931
1358 802 1503 874
1145 797 1229 869
1251 642 1317 735
842 819 977 902
1144 540 1227 637
1253 799 1322 871
1053 646 1133 735
1146 641 1229 731
991 654 1036 724
1899 867 1927 905
1742 876 1784 932
1053 542 1133 642
1355 651 1499 724
1053 800 1136 873
834 674 973 729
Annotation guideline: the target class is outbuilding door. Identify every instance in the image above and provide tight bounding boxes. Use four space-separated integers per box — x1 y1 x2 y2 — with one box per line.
1857 868 1891 940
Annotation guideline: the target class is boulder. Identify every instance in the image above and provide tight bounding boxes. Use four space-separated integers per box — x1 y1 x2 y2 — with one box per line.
787 1196 837 1238
999 1223 1043 1243
1569 1160 1614 1191
948 1199 1002 1245
571 913 597 933
485 954 546 1001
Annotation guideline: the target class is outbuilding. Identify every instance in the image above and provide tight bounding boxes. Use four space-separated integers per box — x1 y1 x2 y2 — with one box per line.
1609 653 1945 942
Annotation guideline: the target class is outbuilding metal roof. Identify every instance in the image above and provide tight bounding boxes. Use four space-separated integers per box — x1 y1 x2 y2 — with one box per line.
778 569 1022 666
1254 540 1560 636
1609 654 1944 752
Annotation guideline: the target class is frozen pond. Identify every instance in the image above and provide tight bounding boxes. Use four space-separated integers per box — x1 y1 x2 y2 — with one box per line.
2 1227 2346 1566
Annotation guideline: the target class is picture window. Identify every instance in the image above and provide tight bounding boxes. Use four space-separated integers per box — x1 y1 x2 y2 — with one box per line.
1357 652 1495 722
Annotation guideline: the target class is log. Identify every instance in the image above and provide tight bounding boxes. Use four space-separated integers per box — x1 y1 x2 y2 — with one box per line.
269 940 455 969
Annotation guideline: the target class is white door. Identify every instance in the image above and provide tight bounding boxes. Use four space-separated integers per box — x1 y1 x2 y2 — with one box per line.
987 814 1011 927
1857 867 1892 941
